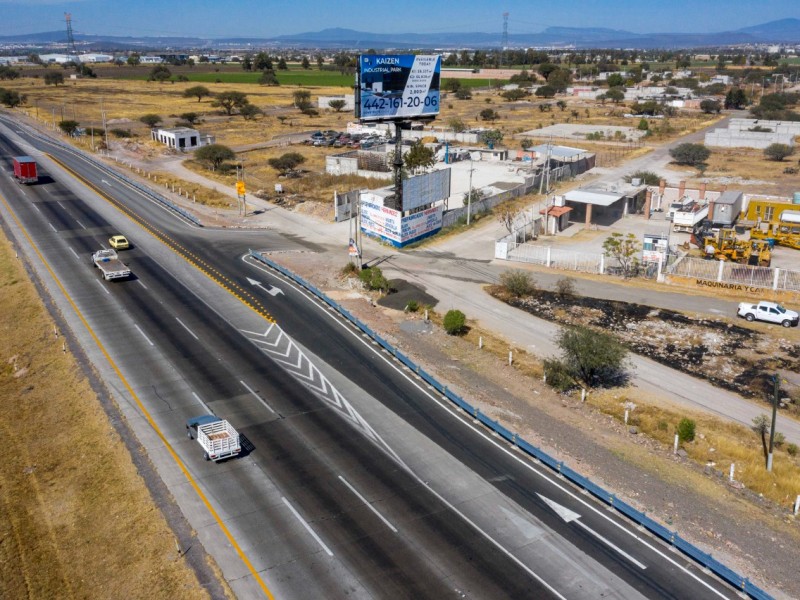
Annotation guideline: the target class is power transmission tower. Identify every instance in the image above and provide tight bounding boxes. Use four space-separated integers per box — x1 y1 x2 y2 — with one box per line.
64 13 77 55
501 12 509 66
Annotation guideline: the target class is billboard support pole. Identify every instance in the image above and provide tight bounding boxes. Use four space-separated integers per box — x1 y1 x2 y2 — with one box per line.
393 123 404 211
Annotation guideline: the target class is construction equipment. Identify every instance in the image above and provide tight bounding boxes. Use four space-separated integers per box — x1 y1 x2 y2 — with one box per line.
690 225 771 266
749 210 800 251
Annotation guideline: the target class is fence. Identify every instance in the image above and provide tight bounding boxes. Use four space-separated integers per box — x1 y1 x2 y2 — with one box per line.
505 243 605 274
248 248 773 600
667 256 800 293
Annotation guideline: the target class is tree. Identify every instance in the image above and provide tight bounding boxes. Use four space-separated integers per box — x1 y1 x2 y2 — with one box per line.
555 325 629 388
241 55 252 71
184 85 212 102
293 90 312 111
0 88 25 108
724 88 747 109
479 108 499 121
556 100 567 111
669 143 711 167
253 52 272 71
443 79 462 93
605 87 625 103
403 140 435 174
0 66 20 80
316 54 324 68
448 117 466 133
268 152 306 175
277 57 288 70
478 129 503 148
500 88 529 101
764 143 795 162
180 112 199 125
213 91 250 115
699 99 721 114
496 207 522 234
139 114 162 128
534 85 556 98
548 69 572 92
148 65 172 83
301 56 310 70
240 104 263 120
126 53 141 67
258 69 280 86
58 120 80 136
443 310 467 335
194 144 235 170
454 87 472 100
43 71 64 86
602 232 641 278
328 99 346 112
606 73 625 88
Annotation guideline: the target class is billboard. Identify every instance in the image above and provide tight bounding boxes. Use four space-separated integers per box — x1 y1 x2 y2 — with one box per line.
360 200 443 247
356 54 440 121
403 168 451 212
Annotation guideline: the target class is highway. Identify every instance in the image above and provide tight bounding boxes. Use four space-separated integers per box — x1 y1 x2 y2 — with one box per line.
0 114 749 599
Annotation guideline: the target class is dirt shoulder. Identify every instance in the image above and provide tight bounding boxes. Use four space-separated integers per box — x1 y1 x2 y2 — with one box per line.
0 228 228 599
271 250 800 600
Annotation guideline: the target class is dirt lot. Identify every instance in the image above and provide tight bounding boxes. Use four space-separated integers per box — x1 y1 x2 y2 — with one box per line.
0 230 224 599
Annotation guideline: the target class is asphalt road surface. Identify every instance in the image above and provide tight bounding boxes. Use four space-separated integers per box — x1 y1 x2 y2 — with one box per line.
0 114 752 599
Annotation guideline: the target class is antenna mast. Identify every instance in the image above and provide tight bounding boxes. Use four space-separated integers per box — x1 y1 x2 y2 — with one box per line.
65 13 77 55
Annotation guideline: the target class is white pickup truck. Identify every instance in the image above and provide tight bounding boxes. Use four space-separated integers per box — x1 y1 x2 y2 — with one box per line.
91 248 131 281
186 415 241 462
737 301 799 328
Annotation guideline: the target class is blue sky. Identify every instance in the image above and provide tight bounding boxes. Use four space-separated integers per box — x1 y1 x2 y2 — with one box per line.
0 0 796 38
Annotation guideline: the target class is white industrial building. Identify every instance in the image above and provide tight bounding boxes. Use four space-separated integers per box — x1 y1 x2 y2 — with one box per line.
151 127 212 151
78 53 114 63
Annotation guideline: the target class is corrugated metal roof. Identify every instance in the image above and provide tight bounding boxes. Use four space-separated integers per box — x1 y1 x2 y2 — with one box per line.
714 190 743 205
530 144 587 158
564 189 624 207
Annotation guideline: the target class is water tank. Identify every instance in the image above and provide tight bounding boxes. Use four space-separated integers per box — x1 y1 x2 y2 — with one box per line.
793 191 800 204
631 178 642 186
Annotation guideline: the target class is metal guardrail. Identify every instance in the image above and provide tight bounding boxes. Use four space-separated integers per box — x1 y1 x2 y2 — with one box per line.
22 125 203 227
248 249 773 600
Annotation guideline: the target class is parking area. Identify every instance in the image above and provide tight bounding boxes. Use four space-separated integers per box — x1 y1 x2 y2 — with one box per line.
302 130 388 149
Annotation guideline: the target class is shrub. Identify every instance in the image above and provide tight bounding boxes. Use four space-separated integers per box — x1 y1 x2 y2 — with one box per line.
764 143 794 162
556 326 629 388
787 443 798 456
358 266 389 292
543 358 576 392
110 128 133 138
405 300 419 312
442 309 466 335
773 431 785 448
554 277 577 296
340 262 358 276
499 269 535 297
677 418 696 443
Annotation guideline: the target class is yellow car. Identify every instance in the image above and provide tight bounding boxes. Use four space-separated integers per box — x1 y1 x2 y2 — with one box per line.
109 235 130 250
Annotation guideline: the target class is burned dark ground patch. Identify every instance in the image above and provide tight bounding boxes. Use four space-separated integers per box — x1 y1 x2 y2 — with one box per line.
491 286 800 407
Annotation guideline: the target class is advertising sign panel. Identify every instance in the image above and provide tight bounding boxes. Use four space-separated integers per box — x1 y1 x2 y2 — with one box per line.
403 168 451 212
357 54 440 121
360 200 443 247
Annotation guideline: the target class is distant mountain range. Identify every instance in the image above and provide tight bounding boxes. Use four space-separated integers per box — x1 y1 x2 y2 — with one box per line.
1 19 798 51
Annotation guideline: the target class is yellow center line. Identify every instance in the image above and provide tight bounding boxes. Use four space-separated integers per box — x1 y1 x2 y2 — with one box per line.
0 187 276 598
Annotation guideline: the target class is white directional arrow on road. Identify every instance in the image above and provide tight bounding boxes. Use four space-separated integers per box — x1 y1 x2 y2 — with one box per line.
537 494 647 570
246 277 284 297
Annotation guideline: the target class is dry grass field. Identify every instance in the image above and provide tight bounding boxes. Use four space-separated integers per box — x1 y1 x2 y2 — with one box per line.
689 147 800 196
0 233 213 600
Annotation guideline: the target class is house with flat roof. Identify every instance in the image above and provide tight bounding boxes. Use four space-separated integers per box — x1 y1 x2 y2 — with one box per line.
151 127 211 151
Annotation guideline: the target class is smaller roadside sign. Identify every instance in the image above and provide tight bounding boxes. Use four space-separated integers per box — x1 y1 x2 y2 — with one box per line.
236 181 246 196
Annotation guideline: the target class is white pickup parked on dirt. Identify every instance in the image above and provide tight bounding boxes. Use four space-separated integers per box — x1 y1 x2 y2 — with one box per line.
737 301 799 328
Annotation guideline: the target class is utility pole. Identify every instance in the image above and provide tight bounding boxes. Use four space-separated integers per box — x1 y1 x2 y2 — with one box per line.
767 373 780 472
467 157 474 225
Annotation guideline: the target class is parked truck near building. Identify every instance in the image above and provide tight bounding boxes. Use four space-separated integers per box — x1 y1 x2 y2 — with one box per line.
186 415 241 461
91 248 131 281
12 156 38 184
672 202 708 233
737 301 798 328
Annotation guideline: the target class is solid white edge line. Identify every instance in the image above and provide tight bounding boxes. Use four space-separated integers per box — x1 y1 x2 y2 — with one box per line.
243 254 733 600
137 279 148 290
192 392 214 416
32 204 40 213
243 256 566 599
282 496 333 557
76 219 86 230
134 323 154 346
338 475 398 533
57 201 67 210
93 278 110 295
239 380 275 413
69 247 79 259
175 317 200 340
575 521 647 570
48 222 56 232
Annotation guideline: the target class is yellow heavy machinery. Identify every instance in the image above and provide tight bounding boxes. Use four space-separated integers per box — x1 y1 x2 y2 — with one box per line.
690 226 772 266
749 212 800 251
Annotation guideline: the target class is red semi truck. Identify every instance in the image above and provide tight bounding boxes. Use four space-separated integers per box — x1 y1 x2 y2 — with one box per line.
13 156 38 184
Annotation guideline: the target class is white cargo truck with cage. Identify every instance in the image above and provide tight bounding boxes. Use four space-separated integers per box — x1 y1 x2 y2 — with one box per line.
186 415 241 461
